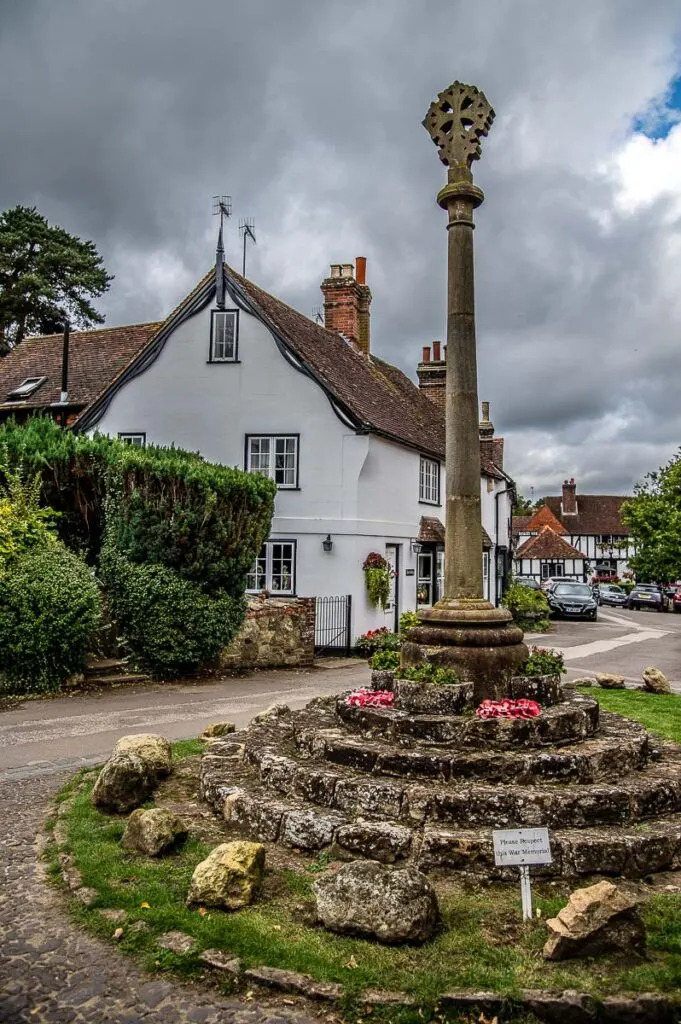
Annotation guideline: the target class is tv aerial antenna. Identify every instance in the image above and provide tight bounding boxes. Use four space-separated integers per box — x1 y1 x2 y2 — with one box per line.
212 195 232 233
239 218 256 277
312 306 324 325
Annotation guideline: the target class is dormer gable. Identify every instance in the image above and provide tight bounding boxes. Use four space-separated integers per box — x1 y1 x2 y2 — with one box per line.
525 503 567 535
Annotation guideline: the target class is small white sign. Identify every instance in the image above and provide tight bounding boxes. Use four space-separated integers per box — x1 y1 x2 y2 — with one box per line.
493 827 552 867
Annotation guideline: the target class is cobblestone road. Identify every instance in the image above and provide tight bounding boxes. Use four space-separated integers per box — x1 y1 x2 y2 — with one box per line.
0 772 315 1024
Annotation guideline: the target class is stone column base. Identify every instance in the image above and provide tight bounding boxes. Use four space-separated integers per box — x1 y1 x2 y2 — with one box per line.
401 599 528 704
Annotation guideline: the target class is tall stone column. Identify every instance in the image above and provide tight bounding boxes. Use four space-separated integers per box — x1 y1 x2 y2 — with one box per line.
402 81 528 702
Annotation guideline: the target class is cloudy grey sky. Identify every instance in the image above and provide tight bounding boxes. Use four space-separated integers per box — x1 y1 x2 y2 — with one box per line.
2 0 681 497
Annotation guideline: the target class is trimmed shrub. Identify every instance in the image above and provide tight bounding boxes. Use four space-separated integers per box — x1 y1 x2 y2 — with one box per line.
0 418 276 589
100 546 245 677
503 582 551 632
0 544 101 693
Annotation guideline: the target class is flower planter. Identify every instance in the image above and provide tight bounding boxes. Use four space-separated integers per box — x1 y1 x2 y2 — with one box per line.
371 668 396 691
509 673 562 705
391 678 475 715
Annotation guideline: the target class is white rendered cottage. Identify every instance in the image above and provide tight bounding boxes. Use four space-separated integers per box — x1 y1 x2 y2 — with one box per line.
0 252 515 644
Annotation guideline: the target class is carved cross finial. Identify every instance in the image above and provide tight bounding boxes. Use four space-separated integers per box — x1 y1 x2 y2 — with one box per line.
423 81 495 179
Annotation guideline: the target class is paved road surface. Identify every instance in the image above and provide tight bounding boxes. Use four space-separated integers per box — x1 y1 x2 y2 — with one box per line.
0 659 369 781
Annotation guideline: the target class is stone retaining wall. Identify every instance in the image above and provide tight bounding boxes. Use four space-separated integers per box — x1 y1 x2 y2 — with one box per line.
220 595 315 670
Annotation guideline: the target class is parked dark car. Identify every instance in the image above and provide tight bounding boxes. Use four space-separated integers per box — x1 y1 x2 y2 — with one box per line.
597 583 629 607
672 589 681 614
627 584 665 612
548 582 598 621
514 576 541 590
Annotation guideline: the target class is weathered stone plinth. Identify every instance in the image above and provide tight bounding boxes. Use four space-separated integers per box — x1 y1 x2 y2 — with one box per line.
199 679 681 881
402 600 529 703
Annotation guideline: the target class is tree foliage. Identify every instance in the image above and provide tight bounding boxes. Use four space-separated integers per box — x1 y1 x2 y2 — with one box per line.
621 451 681 583
0 204 112 354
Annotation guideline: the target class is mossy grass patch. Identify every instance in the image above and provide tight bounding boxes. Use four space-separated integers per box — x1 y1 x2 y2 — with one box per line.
48 736 681 1020
582 687 681 744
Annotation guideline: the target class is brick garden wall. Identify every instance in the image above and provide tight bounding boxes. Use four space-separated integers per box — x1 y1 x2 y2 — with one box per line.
220 595 316 670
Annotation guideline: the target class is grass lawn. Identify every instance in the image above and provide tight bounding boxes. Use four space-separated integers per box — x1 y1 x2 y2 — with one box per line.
48 696 681 1022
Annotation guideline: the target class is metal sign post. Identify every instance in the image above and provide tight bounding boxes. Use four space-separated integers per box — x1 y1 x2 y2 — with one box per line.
493 827 552 922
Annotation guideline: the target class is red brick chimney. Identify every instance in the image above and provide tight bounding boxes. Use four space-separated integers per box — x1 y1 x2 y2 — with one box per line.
562 477 577 515
321 258 372 356
416 342 446 413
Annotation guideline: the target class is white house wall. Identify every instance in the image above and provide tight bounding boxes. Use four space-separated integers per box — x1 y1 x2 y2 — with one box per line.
93 296 510 642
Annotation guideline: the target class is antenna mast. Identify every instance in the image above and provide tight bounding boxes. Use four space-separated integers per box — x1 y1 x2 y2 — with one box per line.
239 218 256 277
212 196 231 308
212 195 232 232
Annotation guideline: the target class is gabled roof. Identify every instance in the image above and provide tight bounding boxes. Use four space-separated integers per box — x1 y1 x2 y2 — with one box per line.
525 504 567 534
0 322 161 413
512 515 533 535
418 516 492 548
515 526 585 561
0 264 512 481
543 495 629 536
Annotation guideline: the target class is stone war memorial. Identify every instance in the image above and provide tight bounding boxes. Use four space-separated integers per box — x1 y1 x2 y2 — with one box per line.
200 81 681 880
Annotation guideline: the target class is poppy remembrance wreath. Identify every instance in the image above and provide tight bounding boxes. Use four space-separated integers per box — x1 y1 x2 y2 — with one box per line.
475 698 541 720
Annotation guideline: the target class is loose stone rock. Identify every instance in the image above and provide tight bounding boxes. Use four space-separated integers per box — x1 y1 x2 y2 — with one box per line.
92 751 157 813
121 807 188 857
112 733 172 776
199 948 243 975
572 677 597 687
187 840 265 910
595 673 626 690
642 667 671 695
313 861 439 944
243 966 343 1001
201 722 237 739
157 931 197 955
543 880 645 960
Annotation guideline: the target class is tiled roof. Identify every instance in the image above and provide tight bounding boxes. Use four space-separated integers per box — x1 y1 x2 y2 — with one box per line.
512 515 533 535
525 504 567 534
515 526 585 560
543 495 630 536
418 516 492 548
0 323 161 413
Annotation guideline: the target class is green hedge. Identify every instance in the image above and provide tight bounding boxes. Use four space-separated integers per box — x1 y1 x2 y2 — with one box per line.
0 418 276 590
0 544 101 693
99 545 246 678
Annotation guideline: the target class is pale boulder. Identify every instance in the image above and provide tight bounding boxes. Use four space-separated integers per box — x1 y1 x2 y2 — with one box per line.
201 722 236 740
187 841 265 910
121 808 188 857
92 752 157 814
595 673 626 690
642 667 671 695
112 734 172 777
543 880 645 960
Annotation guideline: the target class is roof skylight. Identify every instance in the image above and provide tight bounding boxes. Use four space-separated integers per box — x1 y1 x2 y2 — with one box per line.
6 376 47 400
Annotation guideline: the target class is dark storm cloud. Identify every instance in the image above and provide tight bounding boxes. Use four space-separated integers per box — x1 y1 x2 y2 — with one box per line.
1 0 680 494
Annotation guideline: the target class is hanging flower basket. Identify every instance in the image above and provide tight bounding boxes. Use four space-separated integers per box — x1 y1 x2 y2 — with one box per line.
362 552 392 609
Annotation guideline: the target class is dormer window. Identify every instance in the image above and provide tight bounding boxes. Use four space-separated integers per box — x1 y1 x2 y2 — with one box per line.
6 376 47 400
210 310 239 362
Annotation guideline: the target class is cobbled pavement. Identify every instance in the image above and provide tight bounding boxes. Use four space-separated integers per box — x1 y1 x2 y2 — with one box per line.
0 771 316 1024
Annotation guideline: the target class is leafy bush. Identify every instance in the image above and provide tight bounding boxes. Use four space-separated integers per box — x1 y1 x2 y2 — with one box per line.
369 649 400 671
362 552 391 609
100 545 245 678
400 663 460 685
0 544 101 693
355 627 401 658
399 610 420 634
503 582 551 632
0 418 276 591
521 646 565 677
0 466 57 570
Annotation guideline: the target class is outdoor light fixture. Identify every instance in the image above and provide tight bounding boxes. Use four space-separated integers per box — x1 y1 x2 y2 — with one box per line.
411 540 423 554
322 534 333 553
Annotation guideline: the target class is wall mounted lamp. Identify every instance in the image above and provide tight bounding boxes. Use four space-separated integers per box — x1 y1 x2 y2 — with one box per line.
322 534 333 553
411 540 423 554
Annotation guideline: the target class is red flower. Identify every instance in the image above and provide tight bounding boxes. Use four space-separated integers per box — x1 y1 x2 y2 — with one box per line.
346 689 394 708
475 698 541 720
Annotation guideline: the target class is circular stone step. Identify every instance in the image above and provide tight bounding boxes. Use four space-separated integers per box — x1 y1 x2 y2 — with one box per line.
303 715 649 784
336 692 599 749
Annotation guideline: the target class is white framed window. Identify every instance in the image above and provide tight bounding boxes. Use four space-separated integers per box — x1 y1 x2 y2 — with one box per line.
247 540 296 595
483 550 490 581
419 456 440 504
541 561 564 580
210 309 239 362
118 432 146 447
246 435 299 488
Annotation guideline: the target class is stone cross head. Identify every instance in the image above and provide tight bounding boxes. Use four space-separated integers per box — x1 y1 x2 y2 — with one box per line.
423 81 495 180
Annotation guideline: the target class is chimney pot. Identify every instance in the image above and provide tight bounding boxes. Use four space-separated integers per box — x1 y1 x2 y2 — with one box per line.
481 401 490 423
432 340 442 362
562 477 577 515
355 256 367 285
321 258 371 356
422 345 431 363
342 263 353 278
330 264 342 278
